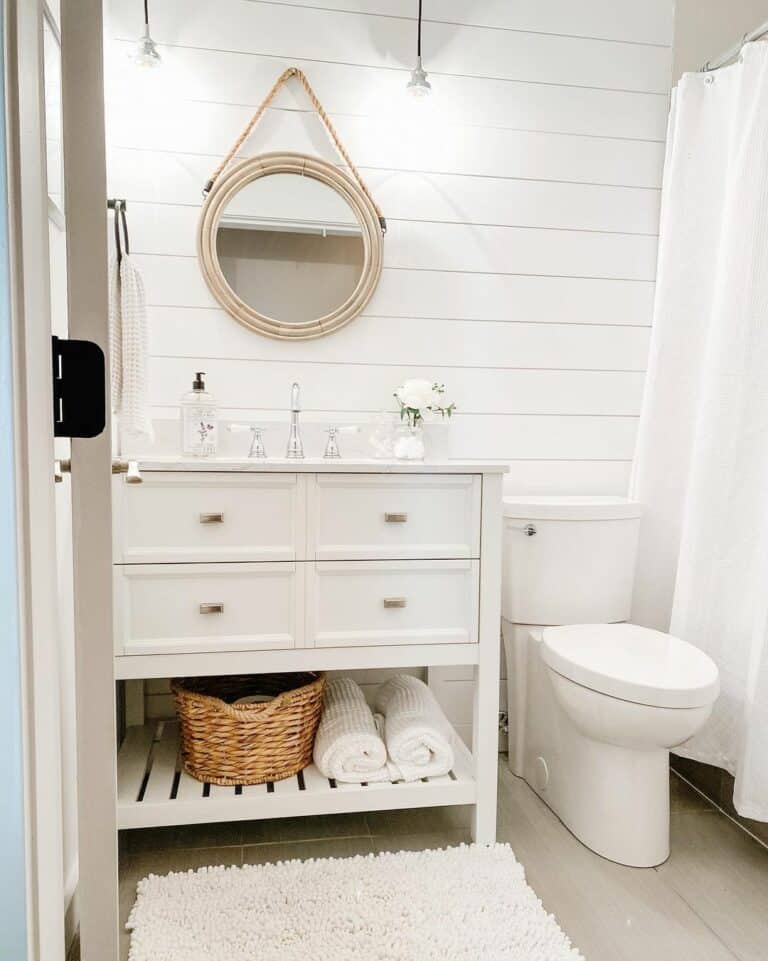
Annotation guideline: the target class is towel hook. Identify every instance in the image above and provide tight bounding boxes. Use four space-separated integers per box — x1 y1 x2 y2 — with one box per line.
107 198 130 264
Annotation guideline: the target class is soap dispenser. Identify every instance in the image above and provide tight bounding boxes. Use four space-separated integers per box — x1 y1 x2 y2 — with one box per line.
181 371 218 457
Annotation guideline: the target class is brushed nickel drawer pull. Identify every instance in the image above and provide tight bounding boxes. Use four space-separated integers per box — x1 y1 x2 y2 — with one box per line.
199 602 224 614
384 512 408 523
199 512 224 524
383 597 407 609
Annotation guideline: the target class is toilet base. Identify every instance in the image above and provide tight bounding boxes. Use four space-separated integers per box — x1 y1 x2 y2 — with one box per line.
525 740 670 868
503 622 671 868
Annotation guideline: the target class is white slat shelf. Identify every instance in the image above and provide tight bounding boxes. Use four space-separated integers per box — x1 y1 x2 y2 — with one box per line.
117 720 477 830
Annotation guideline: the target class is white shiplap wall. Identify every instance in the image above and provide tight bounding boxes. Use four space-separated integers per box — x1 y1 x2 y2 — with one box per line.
104 0 672 493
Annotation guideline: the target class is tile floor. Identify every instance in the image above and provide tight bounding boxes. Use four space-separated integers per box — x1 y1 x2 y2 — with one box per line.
69 763 768 961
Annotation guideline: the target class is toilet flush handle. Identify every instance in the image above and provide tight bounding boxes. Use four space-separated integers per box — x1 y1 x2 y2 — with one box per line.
507 521 537 535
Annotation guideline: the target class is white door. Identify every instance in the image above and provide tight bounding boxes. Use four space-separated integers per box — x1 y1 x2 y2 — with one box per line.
60 1 119 958
6 1 118 959
42 3 83 950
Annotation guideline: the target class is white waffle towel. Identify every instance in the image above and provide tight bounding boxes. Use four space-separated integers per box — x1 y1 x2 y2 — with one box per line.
374 675 454 782
313 678 389 783
109 254 153 442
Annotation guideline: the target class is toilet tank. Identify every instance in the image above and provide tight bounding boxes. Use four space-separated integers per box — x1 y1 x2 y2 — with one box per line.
502 496 642 626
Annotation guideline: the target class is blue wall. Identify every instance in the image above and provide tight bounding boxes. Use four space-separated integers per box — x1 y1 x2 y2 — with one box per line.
0 8 29 960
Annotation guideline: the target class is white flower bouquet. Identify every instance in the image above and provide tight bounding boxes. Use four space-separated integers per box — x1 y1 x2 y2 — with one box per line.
393 379 456 428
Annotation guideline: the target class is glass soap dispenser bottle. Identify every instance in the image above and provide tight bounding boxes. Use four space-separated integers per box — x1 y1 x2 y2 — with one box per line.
181 371 218 457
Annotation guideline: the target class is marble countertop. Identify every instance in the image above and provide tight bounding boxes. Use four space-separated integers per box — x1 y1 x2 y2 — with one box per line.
134 457 508 474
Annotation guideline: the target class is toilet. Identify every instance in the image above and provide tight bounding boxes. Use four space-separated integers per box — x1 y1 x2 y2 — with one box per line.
501 496 719 868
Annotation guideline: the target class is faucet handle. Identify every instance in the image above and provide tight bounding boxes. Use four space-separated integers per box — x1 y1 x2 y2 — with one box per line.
323 427 341 459
323 425 359 460
228 423 267 459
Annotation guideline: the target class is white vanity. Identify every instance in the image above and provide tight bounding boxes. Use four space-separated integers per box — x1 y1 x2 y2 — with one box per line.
113 459 505 842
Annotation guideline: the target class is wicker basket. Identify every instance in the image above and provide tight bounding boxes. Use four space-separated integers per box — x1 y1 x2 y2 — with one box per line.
171 673 325 786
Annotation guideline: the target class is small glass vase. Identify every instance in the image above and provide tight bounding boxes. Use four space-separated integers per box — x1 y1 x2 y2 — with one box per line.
368 410 399 459
393 422 426 461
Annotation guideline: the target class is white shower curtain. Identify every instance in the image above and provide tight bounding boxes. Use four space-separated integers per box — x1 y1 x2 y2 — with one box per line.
632 42 768 821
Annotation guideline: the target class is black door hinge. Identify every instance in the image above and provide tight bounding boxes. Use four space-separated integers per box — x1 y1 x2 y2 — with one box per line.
52 335 106 438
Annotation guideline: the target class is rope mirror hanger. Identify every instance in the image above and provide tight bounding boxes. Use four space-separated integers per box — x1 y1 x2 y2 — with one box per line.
197 68 386 341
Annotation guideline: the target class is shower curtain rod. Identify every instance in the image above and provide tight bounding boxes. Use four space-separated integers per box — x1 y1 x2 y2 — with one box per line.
701 18 768 71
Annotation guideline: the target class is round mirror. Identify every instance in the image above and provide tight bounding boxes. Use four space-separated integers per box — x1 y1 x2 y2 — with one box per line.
198 153 384 340
216 174 364 325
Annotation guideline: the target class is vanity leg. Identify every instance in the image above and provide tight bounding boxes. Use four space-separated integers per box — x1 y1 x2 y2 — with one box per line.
471 472 503 844
471 658 500 844
124 679 145 728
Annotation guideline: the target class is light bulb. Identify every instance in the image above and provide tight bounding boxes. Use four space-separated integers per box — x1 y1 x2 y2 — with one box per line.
130 26 161 68
406 56 431 97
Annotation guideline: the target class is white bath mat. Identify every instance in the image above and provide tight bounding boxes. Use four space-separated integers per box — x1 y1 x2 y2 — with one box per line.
126 843 584 961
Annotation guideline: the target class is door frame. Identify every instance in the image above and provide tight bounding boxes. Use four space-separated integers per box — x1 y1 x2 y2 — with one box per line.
4 0 66 958
1 1 31 955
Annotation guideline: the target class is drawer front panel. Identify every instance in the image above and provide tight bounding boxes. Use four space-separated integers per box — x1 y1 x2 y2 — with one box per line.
115 563 300 655
311 474 480 559
308 560 479 648
114 472 302 563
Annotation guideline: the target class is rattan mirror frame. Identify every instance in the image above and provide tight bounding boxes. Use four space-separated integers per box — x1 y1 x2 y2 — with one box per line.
197 152 384 341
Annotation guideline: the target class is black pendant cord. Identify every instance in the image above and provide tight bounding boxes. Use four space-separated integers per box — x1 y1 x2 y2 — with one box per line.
417 0 423 57
144 0 149 27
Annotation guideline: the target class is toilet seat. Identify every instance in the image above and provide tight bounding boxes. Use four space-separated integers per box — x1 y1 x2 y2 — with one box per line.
541 623 719 709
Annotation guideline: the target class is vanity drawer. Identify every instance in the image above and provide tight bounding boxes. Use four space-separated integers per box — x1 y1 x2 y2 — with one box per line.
114 472 302 563
310 474 481 559
114 562 300 655
307 559 479 648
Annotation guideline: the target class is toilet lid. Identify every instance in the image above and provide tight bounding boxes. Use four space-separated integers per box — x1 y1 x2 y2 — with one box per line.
541 624 720 708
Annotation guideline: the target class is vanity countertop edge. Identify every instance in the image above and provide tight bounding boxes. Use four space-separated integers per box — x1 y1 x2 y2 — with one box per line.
131 458 509 474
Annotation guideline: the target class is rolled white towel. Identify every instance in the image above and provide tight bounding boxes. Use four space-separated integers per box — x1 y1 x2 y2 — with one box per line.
313 678 389 783
374 675 455 782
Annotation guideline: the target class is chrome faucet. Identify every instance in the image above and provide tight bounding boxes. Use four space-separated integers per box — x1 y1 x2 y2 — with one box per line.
285 382 304 459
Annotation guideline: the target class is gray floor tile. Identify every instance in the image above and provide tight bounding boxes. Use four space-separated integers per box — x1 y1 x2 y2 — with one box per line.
171 820 244 849
88 767 768 961
658 811 768 961
119 849 172 895
715 781 768 848
157 846 244 873
118 825 177 856
371 829 471 854
671 754 725 803
496 766 737 961
121 820 244 854
242 835 374 865
670 771 718 813
365 804 471 836
241 811 370 844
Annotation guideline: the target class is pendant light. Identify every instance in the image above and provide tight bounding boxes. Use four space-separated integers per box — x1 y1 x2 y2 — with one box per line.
406 0 431 97
131 0 162 68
